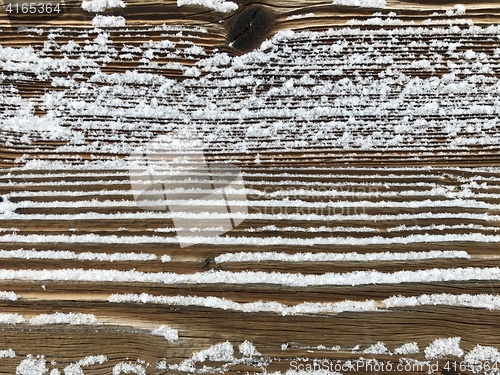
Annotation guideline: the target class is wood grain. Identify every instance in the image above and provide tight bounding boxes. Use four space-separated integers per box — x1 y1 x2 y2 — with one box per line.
0 0 500 374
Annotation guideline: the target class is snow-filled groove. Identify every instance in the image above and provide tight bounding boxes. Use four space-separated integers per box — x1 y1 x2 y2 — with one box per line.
0 267 499 287
213 250 471 263
1 1 500 373
107 292 500 315
2 233 500 246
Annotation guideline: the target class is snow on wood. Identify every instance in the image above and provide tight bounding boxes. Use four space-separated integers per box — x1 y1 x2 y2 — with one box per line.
172 342 236 373
0 314 25 325
0 349 16 358
29 312 101 325
177 0 237 13
1 2 500 371
6 166 499 180
239 341 260 357
1 267 500 287
0 291 18 301
79 251 157 262
363 342 389 355
82 0 126 12
2 23 499 155
214 250 470 264
193 341 234 362
394 343 419 355
77 355 108 366
332 0 386 8
16 355 47 375
1 232 500 247
286 13 315 21
108 293 378 315
464 345 500 371
112 362 146 375
247 225 381 233
0 249 157 262
10 197 500 210
384 293 500 310
92 15 126 27
151 325 179 342
424 337 464 360
160 255 172 263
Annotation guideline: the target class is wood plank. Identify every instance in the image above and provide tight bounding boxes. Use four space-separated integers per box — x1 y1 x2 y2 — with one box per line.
1 0 500 373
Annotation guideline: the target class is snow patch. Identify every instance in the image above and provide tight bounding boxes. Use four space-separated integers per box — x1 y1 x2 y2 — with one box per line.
363 342 389 355
151 325 178 342
0 291 18 301
333 0 386 8
92 15 126 27
29 312 100 325
0 195 16 218
0 349 16 358
82 0 126 12
424 337 463 360
384 293 500 310
78 355 108 366
0 113 68 140
0 313 25 324
239 341 261 357
195 341 234 362
90 71 173 85
160 255 172 263
464 345 500 372
175 342 235 372
446 4 466 17
109 293 377 315
16 355 47 375
112 363 146 375
394 342 419 355
177 0 237 13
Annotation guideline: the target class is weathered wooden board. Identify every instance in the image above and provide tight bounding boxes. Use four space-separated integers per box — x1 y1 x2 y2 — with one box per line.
0 0 500 374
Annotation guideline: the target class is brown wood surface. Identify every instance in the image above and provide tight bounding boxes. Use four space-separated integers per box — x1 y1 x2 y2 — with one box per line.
0 0 500 374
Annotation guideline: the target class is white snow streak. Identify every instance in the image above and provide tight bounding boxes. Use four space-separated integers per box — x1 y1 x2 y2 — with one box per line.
82 0 126 12
333 0 386 8
0 232 499 247
0 249 157 262
384 293 500 310
0 314 25 324
214 250 470 264
29 312 100 325
109 293 378 315
0 267 499 287
177 0 237 12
